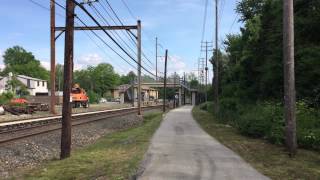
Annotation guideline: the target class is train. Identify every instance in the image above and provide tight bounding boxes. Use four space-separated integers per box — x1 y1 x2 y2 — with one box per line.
71 84 89 108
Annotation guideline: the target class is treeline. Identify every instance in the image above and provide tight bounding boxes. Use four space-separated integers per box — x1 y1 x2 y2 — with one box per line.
0 46 49 80
209 0 320 150
72 64 136 103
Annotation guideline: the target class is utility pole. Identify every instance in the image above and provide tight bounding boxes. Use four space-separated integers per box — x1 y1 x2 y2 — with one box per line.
137 20 142 115
184 72 186 105
163 50 168 112
131 77 135 107
174 72 176 108
205 42 208 102
60 0 75 160
283 0 297 156
50 0 56 114
199 57 205 103
214 0 219 114
201 41 213 102
156 37 158 81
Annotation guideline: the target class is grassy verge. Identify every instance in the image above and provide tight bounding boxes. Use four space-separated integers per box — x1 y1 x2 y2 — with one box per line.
19 112 163 180
192 106 320 180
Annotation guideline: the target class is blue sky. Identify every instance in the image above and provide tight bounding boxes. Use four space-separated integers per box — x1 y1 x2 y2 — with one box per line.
0 0 241 79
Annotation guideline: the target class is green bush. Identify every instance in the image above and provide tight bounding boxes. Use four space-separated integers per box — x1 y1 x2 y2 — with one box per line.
87 91 100 104
296 101 320 150
205 99 320 150
218 97 240 124
237 104 272 138
0 92 14 105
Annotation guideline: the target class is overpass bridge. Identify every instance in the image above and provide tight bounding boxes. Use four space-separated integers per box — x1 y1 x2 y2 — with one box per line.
140 78 199 106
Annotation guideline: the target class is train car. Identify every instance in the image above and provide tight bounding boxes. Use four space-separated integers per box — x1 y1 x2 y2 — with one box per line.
71 84 89 108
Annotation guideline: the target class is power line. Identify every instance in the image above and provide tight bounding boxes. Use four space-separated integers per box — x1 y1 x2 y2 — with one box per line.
75 16 138 72
97 1 156 70
120 0 137 20
201 0 209 43
30 0 140 74
227 14 239 34
29 0 64 17
71 0 156 77
119 0 160 59
89 4 140 62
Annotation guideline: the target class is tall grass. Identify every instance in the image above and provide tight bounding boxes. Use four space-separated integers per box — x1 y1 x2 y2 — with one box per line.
201 100 320 150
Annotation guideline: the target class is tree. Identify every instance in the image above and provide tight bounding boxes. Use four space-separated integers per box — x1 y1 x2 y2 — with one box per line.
3 46 49 80
186 73 199 89
55 64 64 91
7 75 29 97
119 71 136 85
73 63 120 97
142 75 155 83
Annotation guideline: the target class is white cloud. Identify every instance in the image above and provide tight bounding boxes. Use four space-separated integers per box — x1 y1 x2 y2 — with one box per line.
75 53 103 70
40 61 50 70
158 55 190 76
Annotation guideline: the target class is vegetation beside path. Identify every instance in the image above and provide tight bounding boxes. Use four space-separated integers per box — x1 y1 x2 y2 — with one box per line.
19 112 163 180
192 105 320 180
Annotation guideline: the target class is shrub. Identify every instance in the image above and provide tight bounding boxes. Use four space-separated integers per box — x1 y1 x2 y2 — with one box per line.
204 99 320 150
218 97 240 124
296 101 320 150
237 104 272 138
87 91 100 104
0 92 14 105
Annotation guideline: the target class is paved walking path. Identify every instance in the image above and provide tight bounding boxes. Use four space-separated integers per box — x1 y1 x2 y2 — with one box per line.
138 106 269 180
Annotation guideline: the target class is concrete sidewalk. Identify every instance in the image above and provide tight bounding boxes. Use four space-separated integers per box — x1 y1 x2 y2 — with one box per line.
138 106 269 180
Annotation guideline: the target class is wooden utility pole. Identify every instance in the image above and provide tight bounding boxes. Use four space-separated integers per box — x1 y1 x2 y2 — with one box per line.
163 50 168 112
156 37 158 81
60 0 75 159
174 72 177 108
205 41 208 102
214 0 219 113
50 0 56 114
184 72 186 105
131 77 135 107
201 41 212 102
137 20 142 115
283 0 297 156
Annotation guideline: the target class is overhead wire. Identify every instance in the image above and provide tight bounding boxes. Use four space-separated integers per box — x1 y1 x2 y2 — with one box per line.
89 4 140 61
103 0 156 70
70 0 156 77
119 0 159 60
98 0 156 70
29 0 138 75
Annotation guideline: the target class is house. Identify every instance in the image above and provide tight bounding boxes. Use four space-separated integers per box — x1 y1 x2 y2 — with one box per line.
0 76 10 94
16 75 48 96
111 84 159 104
0 73 48 96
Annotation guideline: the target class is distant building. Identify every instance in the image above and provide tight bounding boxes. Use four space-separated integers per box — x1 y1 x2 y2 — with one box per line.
111 84 159 104
0 74 48 96
0 76 10 94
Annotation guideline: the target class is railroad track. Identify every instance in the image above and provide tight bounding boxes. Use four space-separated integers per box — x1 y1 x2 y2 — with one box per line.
0 105 162 144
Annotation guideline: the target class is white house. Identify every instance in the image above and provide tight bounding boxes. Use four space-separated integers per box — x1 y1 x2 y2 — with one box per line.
0 74 48 96
0 76 10 94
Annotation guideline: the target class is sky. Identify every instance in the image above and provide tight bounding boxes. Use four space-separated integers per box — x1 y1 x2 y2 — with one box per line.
0 0 241 80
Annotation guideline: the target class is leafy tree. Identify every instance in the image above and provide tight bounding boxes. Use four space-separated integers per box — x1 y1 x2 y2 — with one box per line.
73 63 120 97
186 73 199 89
2 46 49 80
221 0 320 106
142 75 155 83
119 71 136 85
55 64 64 91
6 75 29 97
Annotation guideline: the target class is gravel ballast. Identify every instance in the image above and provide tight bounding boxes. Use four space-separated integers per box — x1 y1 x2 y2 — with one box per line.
0 109 160 179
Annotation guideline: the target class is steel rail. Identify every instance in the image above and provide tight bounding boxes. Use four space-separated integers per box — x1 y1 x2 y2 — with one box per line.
0 105 162 144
